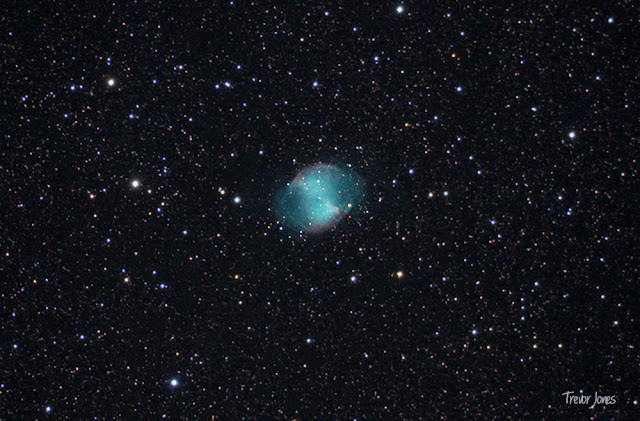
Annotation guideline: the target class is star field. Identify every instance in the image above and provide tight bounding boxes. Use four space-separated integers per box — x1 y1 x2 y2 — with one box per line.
1 1 639 419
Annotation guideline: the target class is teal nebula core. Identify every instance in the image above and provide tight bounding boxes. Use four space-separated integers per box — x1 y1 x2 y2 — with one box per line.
275 164 363 233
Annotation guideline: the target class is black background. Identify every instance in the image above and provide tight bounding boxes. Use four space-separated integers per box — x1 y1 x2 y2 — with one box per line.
1 1 638 419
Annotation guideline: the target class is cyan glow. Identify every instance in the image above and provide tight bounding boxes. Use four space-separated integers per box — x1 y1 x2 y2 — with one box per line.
275 164 363 233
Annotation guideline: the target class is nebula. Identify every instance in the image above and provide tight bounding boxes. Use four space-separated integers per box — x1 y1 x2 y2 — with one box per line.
274 163 364 233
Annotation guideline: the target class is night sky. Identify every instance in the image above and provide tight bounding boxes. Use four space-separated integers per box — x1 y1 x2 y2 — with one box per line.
2 1 639 419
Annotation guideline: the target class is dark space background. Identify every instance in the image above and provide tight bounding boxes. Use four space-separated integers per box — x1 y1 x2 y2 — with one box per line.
1 1 639 419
